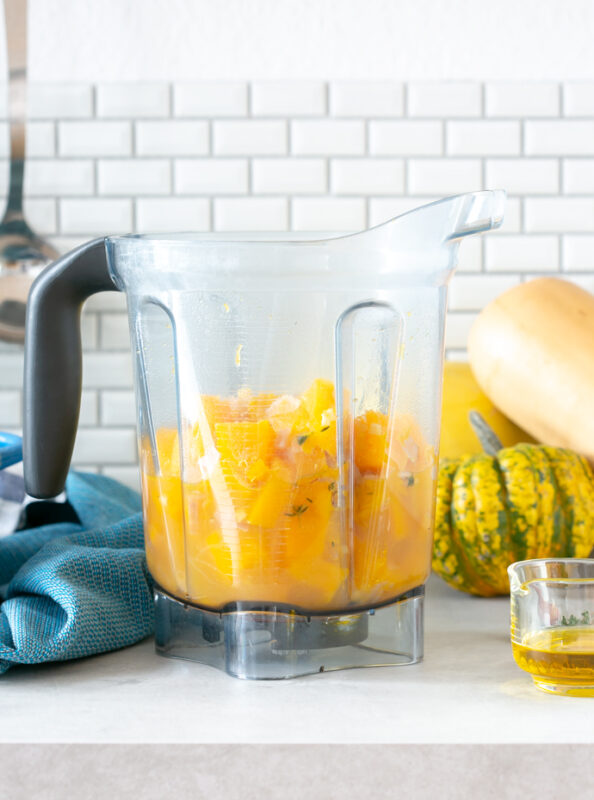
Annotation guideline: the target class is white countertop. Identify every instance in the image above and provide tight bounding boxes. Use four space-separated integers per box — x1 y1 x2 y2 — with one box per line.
3 575 593 746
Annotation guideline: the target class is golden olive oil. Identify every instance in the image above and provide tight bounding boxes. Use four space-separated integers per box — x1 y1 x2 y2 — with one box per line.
512 627 594 696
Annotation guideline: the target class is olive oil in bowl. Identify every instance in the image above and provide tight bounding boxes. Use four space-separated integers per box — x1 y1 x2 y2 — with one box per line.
512 626 594 697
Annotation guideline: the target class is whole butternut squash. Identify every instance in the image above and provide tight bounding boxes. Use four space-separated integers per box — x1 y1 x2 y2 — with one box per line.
440 361 534 459
468 277 594 462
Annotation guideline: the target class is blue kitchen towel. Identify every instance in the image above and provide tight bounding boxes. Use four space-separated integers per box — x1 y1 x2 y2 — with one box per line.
0 470 154 673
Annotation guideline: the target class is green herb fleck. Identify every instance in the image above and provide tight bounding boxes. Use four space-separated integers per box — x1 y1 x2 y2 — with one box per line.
562 614 580 626
285 504 310 517
407 474 414 487
297 434 310 446
306 497 313 503
320 425 330 432
328 482 336 492
582 611 591 625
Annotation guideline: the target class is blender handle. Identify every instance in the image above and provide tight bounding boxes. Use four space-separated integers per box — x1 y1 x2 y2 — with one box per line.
23 237 119 498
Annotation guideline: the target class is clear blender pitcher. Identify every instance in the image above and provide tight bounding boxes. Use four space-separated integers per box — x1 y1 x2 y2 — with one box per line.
23 191 504 679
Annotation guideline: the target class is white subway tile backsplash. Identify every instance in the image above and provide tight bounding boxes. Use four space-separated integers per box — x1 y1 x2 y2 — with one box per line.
525 197 594 232
100 466 140 491
25 159 94 196
214 197 288 231
85 292 128 313
79 391 99 427
525 121 594 155
81 313 99 350
485 235 559 272
100 314 132 350
369 121 442 156
48 236 90 254
59 121 132 157
456 237 482 273
82 353 133 388
175 159 248 194
12 79 594 472
28 84 93 119
497 197 521 233
96 83 170 118
251 82 326 116
562 159 594 194
0 121 56 159
27 122 56 157
97 159 171 195
0 354 23 388
329 82 404 117
252 158 327 194
445 313 478 349
562 235 594 271
447 121 521 156
136 197 210 233
214 120 287 155
448 274 521 311
291 197 366 231
485 158 559 195
101 391 137 426
60 198 132 234
563 82 594 117
485 82 559 117
136 121 209 156
408 159 482 195
368 196 438 227
174 82 247 117
0 391 21 426
407 82 481 118
23 199 56 234
72 428 137 464
291 120 365 155
330 158 404 195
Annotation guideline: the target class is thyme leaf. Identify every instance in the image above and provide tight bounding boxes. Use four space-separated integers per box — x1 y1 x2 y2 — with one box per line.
285 504 310 517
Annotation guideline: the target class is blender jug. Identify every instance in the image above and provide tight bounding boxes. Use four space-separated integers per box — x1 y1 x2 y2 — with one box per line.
24 190 504 679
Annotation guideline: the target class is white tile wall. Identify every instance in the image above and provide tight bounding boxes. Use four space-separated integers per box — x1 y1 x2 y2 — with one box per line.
251 82 326 116
2 80 594 480
96 83 170 118
175 159 248 194
135 121 209 156
407 82 481 118
97 159 171 195
330 82 404 117
59 121 132 157
369 121 442 155
213 120 287 155
485 82 560 117
291 120 365 155
252 158 327 194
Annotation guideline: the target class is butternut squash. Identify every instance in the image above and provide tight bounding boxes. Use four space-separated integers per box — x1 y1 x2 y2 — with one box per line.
468 277 594 462
440 362 534 459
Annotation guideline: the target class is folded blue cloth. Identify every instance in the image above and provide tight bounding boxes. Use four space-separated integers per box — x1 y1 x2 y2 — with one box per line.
0 470 154 673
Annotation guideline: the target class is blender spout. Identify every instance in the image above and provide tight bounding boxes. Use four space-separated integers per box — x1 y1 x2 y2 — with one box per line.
336 190 505 256
446 190 506 241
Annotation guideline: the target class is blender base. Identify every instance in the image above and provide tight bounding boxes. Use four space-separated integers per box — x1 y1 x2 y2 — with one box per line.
154 587 424 680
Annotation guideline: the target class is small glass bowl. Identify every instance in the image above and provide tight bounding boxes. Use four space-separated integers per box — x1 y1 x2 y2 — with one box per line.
508 559 594 697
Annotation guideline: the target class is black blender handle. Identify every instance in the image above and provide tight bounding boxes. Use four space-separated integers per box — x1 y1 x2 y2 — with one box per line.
23 237 119 498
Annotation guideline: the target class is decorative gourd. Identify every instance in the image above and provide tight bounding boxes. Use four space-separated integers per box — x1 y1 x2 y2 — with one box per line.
469 277 594 462
440 362 534 459
432 413 594 597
